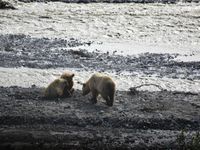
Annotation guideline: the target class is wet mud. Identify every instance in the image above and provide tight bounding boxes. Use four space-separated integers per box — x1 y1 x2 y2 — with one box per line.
0 34 200 80
0 86 200 149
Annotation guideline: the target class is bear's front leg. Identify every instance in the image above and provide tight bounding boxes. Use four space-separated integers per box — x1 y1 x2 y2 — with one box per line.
91 89 98 104
66 88 74 97
70 88 74 95
63 87 74 97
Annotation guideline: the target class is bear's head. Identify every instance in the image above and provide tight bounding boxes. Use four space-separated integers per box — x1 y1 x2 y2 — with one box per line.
61 72 75 89
82 83 90 96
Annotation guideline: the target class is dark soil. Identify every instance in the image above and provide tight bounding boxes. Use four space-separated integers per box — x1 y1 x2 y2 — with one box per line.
0 86 200 149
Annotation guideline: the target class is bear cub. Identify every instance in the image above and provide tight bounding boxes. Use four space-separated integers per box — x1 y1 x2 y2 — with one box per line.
44 78 68 98
44 72 75 98
82 73 116 106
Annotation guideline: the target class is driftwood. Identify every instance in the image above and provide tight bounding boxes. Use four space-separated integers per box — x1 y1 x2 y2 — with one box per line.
129 83 165 95
129 84 199 96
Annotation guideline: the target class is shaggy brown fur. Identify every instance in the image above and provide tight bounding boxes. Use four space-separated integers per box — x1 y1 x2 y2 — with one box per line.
82 73 116 106
44 78 68 98
60 72 75 97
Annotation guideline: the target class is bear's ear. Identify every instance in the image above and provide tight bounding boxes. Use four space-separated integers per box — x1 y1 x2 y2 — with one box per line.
71 74 75 78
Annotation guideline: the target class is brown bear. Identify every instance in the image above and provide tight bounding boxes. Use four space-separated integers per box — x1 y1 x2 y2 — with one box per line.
82 73 116 106
44 78 68 98
60 72 75 97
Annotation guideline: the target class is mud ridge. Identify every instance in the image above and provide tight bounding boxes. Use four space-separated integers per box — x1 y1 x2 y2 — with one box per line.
0 127 181 150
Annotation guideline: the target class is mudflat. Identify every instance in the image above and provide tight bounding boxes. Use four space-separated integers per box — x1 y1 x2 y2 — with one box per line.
0 86 200 149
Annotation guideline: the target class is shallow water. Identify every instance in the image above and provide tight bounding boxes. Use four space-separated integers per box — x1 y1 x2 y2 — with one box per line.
1 2 200 59
70 41 200 61
0 2 200 43
0 67 200 93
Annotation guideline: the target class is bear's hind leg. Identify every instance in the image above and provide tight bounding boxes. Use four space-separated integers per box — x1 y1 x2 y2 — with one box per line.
57 87 64 97
106 97 113 107
101 93 114 107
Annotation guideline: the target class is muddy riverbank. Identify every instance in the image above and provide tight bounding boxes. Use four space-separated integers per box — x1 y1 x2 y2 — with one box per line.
0 86 200 149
